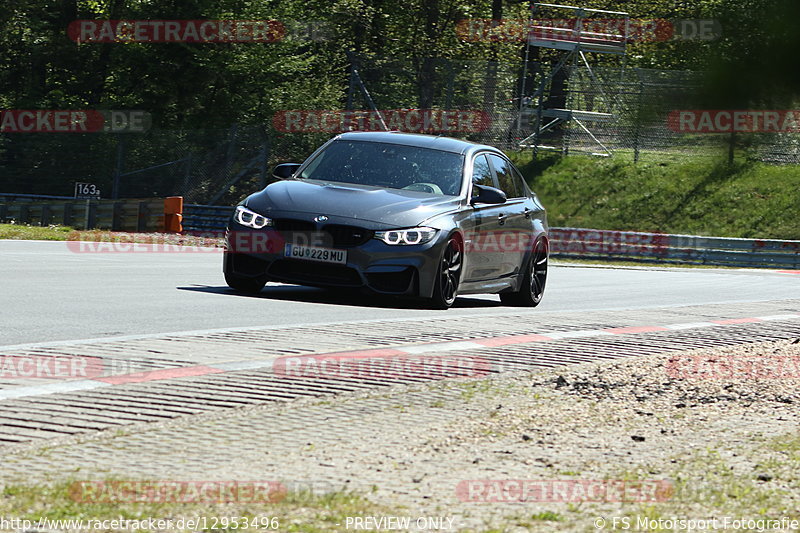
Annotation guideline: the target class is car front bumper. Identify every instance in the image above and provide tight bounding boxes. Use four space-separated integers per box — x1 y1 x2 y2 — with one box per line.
223 225 447 298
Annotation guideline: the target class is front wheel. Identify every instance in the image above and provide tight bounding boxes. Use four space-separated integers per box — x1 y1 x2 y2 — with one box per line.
225 271 267 294
500 237 548 307
426 236 463 310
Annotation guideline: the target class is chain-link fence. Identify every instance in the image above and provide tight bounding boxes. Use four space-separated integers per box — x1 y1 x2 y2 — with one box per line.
517 65 716 160
2 56 799 207
517 63 800 163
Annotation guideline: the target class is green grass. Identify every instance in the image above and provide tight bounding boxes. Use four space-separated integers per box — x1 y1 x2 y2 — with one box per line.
528 511 564 522
509 152 800 240
768 433 800 460
605 441 798 524
458 380 513 401
0 224 223 247
0 223 74 240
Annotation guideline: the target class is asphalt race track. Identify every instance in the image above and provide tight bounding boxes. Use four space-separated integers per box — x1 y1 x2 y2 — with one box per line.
1 239 798 347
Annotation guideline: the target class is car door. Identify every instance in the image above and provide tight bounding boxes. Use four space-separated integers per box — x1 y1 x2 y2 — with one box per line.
461 153 508 282
486 154 531 276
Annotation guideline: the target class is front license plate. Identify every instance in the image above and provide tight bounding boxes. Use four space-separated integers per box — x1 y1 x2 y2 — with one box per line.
284 244 347 264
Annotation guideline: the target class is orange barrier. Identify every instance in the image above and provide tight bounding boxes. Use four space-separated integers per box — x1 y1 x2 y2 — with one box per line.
164 196 183 233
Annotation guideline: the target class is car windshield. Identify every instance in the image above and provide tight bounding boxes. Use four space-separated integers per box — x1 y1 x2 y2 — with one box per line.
299 140 464 196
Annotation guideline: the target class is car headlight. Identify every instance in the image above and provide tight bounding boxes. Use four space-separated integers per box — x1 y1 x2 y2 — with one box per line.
234 205 273 229
374 227 438 246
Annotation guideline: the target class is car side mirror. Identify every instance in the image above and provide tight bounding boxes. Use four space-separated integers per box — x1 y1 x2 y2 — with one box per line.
471 184 507 205
273 163 301 179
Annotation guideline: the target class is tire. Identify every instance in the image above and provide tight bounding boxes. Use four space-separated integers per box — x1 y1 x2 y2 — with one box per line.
500 237 548 307
225 271 267 294
426 236 463 310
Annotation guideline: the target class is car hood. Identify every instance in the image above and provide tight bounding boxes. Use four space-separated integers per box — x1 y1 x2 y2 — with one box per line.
244 179 462 228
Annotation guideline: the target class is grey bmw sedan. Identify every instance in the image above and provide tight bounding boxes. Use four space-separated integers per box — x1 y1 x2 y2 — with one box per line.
224 131 548 309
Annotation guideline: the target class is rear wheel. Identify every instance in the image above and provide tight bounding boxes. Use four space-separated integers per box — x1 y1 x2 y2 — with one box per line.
500 237 548 307
426 236 462 309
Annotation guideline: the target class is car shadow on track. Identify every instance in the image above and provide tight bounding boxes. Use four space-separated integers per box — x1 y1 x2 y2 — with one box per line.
177 284 501 310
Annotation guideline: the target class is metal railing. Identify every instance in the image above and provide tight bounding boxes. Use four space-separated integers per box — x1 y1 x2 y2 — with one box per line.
4 199 798 269
0 194 164 232
180 206 800 269
182 204 231 233
549 227 800 268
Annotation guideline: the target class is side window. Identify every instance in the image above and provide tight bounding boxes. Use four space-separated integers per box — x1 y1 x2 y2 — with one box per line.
471 154 494 188
509 165 528 197
488 154 519 198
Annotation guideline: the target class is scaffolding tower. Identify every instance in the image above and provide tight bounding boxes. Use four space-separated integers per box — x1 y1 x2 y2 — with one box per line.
518 3 630 156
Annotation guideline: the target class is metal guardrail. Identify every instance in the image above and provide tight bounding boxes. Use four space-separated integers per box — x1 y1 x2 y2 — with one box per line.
0 194 164 232
182 204 231 233
182 206 799 269
549 228 800 269
5 199 798 269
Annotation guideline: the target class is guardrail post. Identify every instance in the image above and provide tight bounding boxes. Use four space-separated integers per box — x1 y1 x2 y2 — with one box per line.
136 201 147 232
41 204 51 226
63 203 73 226
111 202 123 231
18 204 29 224
83 199 97 230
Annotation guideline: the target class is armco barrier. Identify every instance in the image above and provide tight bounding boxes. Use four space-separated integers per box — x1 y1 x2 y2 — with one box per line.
181 209 798 268
4 198 798 268
549 227 800 268
0 193 165 232
182 204 231 233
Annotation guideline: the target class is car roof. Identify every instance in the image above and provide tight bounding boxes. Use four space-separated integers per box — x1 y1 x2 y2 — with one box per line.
336 131 502 156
